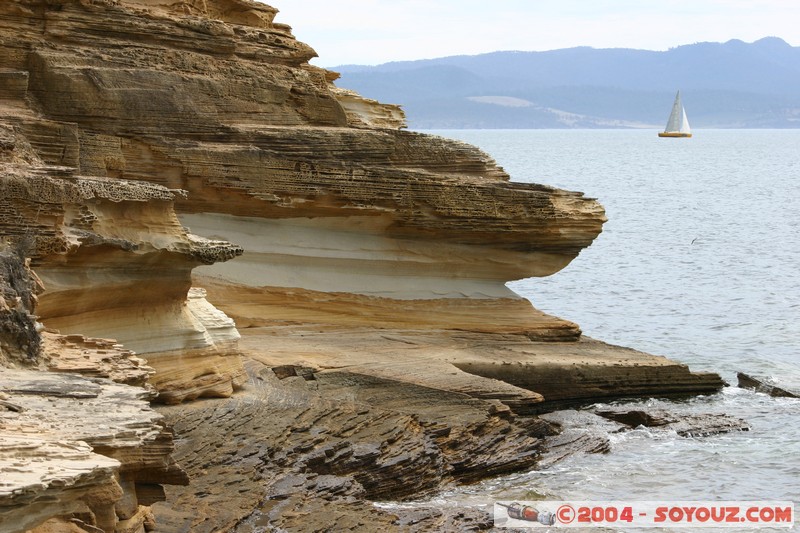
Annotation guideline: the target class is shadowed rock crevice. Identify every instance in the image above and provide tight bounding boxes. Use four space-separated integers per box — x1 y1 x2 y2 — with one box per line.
0 245 43 364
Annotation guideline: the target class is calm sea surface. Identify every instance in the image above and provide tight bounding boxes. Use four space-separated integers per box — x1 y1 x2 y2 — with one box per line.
414 129 800 529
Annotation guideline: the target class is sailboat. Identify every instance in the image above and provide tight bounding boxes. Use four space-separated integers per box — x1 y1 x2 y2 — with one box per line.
658 91 692 138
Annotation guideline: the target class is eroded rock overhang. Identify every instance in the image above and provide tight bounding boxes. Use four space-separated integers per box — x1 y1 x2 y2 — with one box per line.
0 0 606 344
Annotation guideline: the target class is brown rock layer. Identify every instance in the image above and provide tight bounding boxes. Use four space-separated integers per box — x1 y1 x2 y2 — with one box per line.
201 279 582 340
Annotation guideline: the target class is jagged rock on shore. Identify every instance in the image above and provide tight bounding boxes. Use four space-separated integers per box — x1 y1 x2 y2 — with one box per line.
153 360 544 532
0 369 187 533
737 372 799 399
592 406 750 437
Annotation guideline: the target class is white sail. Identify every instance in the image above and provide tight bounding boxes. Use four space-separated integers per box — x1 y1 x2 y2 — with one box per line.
663 91 691 134
679 107 691 134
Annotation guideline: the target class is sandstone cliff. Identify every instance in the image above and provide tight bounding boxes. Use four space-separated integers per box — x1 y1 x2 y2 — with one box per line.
0 1 725 532
0 244 187 533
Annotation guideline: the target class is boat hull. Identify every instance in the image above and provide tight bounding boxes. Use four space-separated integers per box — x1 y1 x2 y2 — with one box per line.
658 132 692 138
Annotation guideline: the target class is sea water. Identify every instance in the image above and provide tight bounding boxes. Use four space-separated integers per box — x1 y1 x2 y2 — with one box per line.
417 129 800 529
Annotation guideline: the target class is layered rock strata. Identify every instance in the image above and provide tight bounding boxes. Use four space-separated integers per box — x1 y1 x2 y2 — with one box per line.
0 369 187 533
236 328 723 415
153 360 550 532
0 0 602 344
0 121 246 401
0 247 186 533
0 1 729 532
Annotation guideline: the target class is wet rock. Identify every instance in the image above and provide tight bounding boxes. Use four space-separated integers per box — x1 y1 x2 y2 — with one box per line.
391 506 493 531
593 406 750 437
536 410 620 468
593 408 672 428
737 372 799 398
664 414 750 438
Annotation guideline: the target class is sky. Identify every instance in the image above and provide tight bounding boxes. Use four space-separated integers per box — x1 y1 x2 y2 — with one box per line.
269 0 800 67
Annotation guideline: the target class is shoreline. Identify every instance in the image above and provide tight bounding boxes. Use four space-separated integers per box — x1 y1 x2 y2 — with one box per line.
150 320 733 531
0 2 753 531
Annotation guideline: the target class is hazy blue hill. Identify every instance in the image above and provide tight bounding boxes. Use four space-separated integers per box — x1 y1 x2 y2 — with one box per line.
340 65 490 102
332 38 800 128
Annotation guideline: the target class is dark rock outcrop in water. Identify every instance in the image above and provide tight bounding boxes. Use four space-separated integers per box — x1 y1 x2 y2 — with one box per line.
0 1 726 531
737 372 800 398
593 406 750 437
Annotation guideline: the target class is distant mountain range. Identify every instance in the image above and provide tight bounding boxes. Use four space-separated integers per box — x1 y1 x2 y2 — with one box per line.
332 37 800 129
